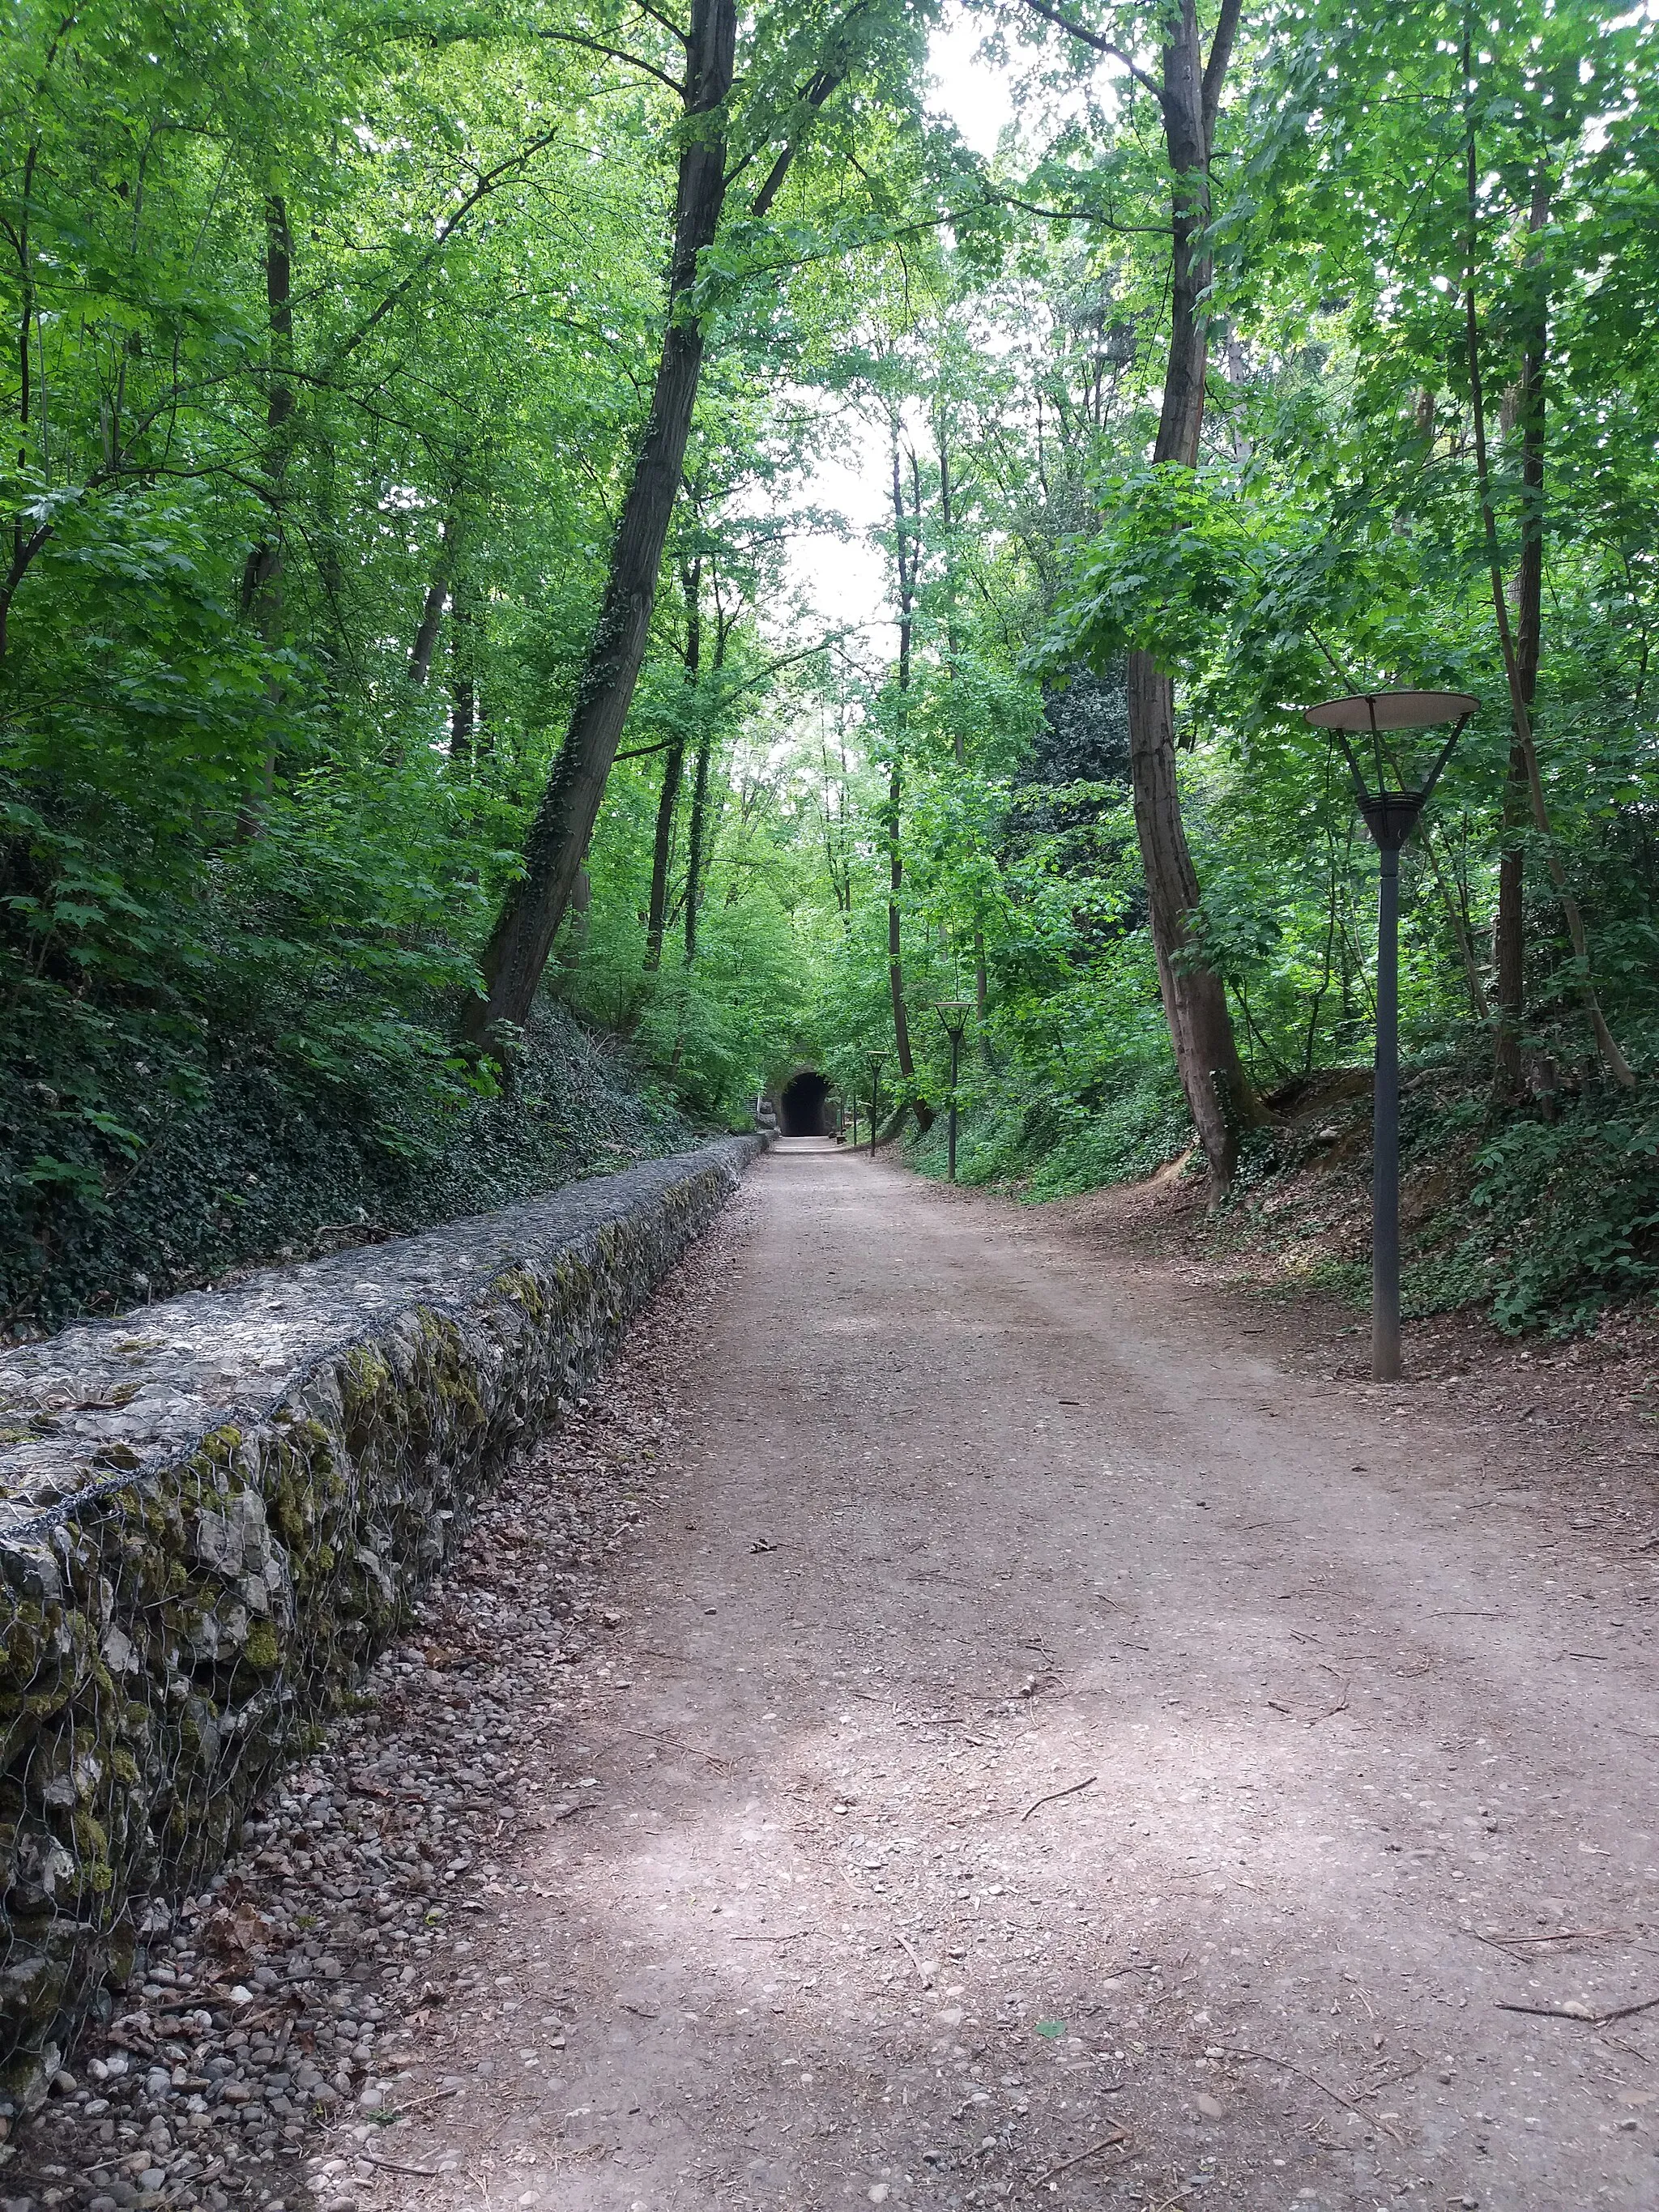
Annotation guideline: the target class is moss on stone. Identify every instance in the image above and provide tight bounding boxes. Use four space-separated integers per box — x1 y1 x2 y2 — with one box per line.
0 1137 757 2099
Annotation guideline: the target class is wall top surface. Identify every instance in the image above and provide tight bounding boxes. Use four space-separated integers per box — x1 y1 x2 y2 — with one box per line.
0 1136 760 1534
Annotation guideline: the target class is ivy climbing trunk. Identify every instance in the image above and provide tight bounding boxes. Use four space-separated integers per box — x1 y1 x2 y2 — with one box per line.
449 566 477 760
683 725 712 964
462 0 737 1044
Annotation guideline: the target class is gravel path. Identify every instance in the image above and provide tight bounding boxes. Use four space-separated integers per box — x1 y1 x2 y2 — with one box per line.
12 1140 1659 2212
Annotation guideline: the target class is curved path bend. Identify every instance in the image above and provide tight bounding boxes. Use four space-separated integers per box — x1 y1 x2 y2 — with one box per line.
370 1138 1659 2212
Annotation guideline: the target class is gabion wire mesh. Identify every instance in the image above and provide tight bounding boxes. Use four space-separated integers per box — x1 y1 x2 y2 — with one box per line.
0 1140 757 2108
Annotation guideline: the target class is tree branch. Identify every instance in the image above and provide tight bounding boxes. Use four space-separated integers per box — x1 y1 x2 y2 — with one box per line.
1013 0 1164 107
332 129 562 364
1201 0 1243 149
632 0 690 48
990 189 1166 233
538 29 685 97
744 62 847 215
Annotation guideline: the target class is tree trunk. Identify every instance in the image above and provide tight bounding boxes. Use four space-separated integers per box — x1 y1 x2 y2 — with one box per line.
0 140 42 663
463 0 737 1044
647 559 699 970
886 420 932 1132
410 511 458 687
450 568 478 759
237 194 294 837
410 578 447 686
1461 87 1633 1087
1493 174 1549 1087
1123 0 1260 1191
682 577 731 965
558 859 591 971
646 739 684 967
241 196 294 628
938 418 993 1059
683 723 712 963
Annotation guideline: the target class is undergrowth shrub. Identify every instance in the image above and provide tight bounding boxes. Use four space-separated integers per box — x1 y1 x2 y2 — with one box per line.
911 1067 1189 1196
1 1008 691 1336
1445 1097 1659 1332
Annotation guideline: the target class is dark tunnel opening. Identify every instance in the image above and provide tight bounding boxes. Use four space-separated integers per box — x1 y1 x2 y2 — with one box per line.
779 1070 832 1137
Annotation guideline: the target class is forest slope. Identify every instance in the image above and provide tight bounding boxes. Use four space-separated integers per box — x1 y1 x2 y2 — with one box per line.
2 1009 693 1339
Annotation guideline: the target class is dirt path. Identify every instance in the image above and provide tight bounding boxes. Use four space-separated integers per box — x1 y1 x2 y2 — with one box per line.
326 1142 1654 2208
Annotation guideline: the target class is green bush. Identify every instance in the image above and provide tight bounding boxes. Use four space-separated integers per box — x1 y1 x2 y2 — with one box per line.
1455 1099 1659 1332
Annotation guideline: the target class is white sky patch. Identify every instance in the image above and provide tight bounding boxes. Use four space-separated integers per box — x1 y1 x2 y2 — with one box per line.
928 6 1017 159
766 11 1018 664
781 403 893 642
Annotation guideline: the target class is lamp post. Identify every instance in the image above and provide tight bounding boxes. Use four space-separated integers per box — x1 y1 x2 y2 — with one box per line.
1303 690 1478 1383
934 999 972 1183
865 1051 886 1161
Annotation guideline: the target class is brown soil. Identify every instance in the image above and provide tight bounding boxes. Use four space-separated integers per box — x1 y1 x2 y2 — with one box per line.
1064 1133 1659 1475
348 1139 1659 2212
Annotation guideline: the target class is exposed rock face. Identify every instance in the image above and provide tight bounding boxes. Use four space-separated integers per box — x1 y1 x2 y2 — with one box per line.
0 1137 760 2107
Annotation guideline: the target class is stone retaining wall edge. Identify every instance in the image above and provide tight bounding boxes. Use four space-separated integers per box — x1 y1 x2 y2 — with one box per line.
0 1136 763 2109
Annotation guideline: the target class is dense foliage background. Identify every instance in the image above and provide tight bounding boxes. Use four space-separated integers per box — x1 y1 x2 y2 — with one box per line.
5 0 1658 1334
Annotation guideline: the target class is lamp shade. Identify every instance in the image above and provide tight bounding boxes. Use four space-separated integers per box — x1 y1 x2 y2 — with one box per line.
1304 690 1478 733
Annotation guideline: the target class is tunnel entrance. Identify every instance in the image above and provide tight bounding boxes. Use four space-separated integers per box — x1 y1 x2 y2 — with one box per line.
779 1069 832 1137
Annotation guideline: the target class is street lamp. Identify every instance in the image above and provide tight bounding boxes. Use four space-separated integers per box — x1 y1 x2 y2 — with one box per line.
934 999 973 1183
865 1051 886 1161
1303 689 1478 1383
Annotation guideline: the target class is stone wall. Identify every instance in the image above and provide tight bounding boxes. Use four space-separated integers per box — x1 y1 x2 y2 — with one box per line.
0 1136 761 2107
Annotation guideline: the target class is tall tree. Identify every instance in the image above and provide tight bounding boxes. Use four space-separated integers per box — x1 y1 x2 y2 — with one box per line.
1457 32 1631 1089
462 0 872 1043
1491 176 1547 1089
409 509 459 688
883 415 933 1129
645 557 698 970
684 561 736 964
1017 0 1262 1187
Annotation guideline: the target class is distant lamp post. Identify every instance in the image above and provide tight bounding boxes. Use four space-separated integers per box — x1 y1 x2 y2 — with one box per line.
1303 689 1478 1384
865 1051 886 1161
934 999 973 1183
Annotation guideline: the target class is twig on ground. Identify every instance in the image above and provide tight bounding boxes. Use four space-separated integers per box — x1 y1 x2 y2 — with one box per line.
1021 1774 1098 1823
634 1729 730 1771
1497 1994 1659 2026
1032 2131 1129 2184
1219 2048 1401 2143
386 2086 460 2120
361 2154 443 2178
1478 1927 1627 1947
894 1932 930 1981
